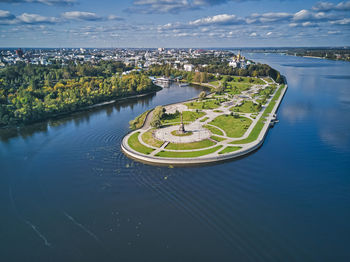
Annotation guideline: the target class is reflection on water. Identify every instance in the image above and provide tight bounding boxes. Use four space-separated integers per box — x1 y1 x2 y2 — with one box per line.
281 103 312 124
1 55 350 262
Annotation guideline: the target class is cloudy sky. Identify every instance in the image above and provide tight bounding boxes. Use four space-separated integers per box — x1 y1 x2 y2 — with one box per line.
0 0 349 47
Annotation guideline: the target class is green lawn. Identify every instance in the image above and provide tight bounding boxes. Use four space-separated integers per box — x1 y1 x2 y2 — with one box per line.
209 81 220 87
210 136 226 142
229 76 265 85
231 85 283 144
203 124 224 136
209 115 252 138
200 117 209 122
128 132 155 154
166 139 215 150
141 130 164 148
230 101 261 113
156 145 223 158
211 76 265 86
230 120 265 144
162 111 206 125
210 77 264 95
218 146 242 154
185 99 221 110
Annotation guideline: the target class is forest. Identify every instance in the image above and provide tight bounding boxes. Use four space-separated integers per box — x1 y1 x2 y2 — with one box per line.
147 60 284 84
0 61 157 126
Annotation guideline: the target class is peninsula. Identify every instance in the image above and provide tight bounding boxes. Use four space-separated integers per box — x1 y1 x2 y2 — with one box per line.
122 73 287 165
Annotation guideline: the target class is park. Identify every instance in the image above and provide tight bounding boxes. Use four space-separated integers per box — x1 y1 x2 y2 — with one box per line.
122 76 287 165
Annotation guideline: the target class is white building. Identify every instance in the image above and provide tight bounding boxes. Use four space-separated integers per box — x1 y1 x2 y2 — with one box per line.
229 61 238 68
184 64 194 72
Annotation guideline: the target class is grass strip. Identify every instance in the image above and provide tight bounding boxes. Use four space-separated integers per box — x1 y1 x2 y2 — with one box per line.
203 125 224 136
128 132 155 154
156 145 223 158
141 130 164 148
166 139 215 150
218 146 242 154
210 136 226 142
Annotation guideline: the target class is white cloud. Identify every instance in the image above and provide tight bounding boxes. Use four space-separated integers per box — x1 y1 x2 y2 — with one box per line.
189 14 243 26
62 11 102 21
330 18 350 25
17 13 59 24
250 32 257 37
0 9 15 20
327 30 340 34
247 12 292 24
107 15 123 21
293 9 333 22
312 1 350 12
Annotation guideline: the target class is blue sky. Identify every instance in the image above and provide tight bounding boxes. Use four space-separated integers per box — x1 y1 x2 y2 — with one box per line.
0 0 349 47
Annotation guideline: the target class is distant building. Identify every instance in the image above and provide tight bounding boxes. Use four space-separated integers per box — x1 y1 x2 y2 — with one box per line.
229 61 238 68
184 64 194 72
16 48 24 58
229 50 247 68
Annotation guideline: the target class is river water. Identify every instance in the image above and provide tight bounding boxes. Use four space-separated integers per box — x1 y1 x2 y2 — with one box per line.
0 54 349 262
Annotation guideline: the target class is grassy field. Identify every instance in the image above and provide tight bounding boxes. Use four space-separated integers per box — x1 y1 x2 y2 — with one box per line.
218 146 242 154
210 136 226 142
209 81 220 87
185 99 221 110
156 145 223 158
230 101 261 113
141 130 164 148
231 85 283 144
200 117 209 122
209 115 252 138
165 139 216 150
129 109 151 130
128 132 155 154
210 76 264 86
203 124 224 136
229 76 265 84
162 111 206 125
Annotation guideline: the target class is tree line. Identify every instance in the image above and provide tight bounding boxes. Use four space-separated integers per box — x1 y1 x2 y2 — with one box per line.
0 61 156 126
147 61 284 84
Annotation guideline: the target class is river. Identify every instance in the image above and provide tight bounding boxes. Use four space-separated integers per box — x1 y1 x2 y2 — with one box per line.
0 53 349 261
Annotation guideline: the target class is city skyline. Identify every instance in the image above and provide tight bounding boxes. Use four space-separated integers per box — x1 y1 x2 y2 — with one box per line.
0 0 350 48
